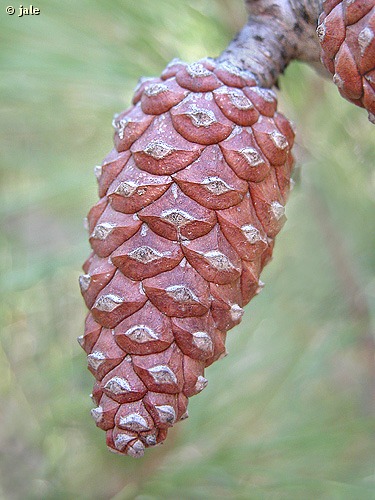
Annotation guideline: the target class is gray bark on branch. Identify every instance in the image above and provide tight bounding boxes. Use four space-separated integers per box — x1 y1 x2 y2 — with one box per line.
217 0 324 88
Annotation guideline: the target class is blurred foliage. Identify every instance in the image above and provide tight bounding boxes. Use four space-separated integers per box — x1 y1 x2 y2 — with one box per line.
1 1 375 499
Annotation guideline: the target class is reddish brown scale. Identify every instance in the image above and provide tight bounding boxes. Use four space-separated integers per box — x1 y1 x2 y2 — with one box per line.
82 252 94 274
91 270 147 328
213 86 260 126
142 391 188 440
274 112 295 149
275 152 294 204
114 400 154 433
181 225 242 285
323 0 341 14
243 87 278 117
132 343 184 394
140 79 188 115
171 312 227 367
87 328 124 381
249 169 287 238
78 314 101 354
220 127 271 183
80 58 295 457
111 229 183 280
252 117 290 166
113 105 153 153
241 258 263 305
106 427 137 455
318 0 375 122
89 205 141 258
132 77 162 105
101 358 147 404
216 196 269 262
176 62 222 92
96 150 130 198
214 61 257 88
138 185 217 241
142 263 211 318
205 330 227 366
173 145 249 210
107 158 173 214
182 356 207 397
143 392 179 429
170 92 235 145
79 255 116 309
210 279 244 332
345 0 373 24
160 59 188 81
91 381 103 406
85 198 108 235
91 395 119 431
171 314 217 362
131 113 204 175
114 302 174 355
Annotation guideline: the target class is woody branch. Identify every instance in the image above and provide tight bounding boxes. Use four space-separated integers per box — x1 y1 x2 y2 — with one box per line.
217 0 324 88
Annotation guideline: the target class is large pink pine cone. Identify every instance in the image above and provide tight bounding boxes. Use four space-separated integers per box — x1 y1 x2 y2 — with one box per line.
317 0 375 122
79 58 295 457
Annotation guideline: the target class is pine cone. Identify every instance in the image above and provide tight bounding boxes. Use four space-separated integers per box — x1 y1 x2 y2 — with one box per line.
317 0 375 123
79 58 295 457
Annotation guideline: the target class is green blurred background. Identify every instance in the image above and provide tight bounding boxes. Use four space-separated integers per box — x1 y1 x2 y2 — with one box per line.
1 1 375 498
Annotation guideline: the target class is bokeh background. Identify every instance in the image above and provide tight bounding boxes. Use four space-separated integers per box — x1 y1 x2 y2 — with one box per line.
1 1 375 498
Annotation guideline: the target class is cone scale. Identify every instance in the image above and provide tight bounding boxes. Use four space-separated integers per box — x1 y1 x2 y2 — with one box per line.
317 0 375 122
79 58 295 457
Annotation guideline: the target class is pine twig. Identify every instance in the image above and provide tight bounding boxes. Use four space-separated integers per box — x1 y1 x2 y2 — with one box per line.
217 0 324 88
